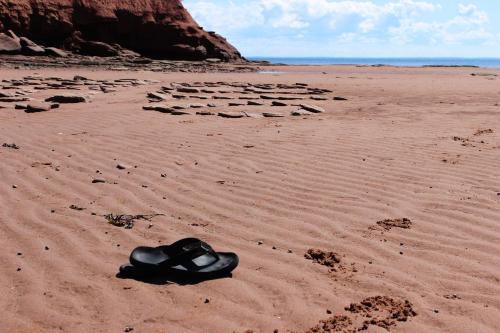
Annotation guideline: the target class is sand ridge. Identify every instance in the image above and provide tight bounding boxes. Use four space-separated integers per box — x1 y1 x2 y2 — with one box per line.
1 66 500 332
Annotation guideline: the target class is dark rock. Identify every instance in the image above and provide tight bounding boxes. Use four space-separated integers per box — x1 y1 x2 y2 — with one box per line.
218 112 244 118
63 31 118 56
25 102 57 113
147 92 168 101
45 47 67 57
19 37 45 55
248 101 264 106
0 91 14 98
228 102 245 106
45 95 86 103
177 87 200 94
189 103 205 109
171 110 191 115
23 44 46 55
299 104 325 113
143 105 174 113
263 112 285 118
291 109 314 116
206 58 221 63
0 96 30 102
196 111 214 115
15 104 27 109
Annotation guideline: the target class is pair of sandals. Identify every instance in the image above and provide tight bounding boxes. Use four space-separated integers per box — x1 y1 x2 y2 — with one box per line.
119 238 239 281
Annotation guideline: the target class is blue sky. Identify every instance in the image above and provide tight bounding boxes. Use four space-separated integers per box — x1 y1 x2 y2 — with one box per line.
184 0 500 57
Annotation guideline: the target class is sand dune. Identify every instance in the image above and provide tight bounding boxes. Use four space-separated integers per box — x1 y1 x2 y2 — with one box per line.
1 66 500 332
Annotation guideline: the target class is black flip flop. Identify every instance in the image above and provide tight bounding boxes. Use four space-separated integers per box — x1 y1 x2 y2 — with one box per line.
120 238 238 278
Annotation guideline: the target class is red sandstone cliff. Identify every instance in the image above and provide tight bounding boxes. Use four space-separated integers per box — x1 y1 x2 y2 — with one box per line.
0 0 242 61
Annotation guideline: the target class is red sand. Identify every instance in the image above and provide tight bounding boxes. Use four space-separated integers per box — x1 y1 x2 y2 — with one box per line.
1 65 500 332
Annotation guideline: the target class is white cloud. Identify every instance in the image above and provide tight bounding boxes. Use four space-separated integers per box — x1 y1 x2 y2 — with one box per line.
184 0 498 55
186 1 265 31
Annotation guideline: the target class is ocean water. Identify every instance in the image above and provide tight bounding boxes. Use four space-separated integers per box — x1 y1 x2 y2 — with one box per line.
248 57 500 68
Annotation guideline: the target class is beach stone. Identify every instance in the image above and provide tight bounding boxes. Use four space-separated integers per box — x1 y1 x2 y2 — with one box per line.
263 112 285 118
171 110 191 115
334 96 348 101
291 109 314 116
272 101 287 106
177 87 200 93
0 33 21 53
212 96 231 100
142 105 174 113
45 95 86 103
25 102 57 113
6 30 20 42
260 95 274 100
242 112 264 118
0 96 30 102
207 103 217 108
45 47 68 58
15 104 28 109
299 104 325 113
247 100 264 106
0 91 14 98
147 92 168 101
279 96 305 101
155 106 175 113
19 37 45 55
80 40 119 57
206 58 221 63
116 163 130 170
101 87 117 93
189 103 205 108
196 111 215 115
311 96 328 101
218 112 244 118
228 102 245 106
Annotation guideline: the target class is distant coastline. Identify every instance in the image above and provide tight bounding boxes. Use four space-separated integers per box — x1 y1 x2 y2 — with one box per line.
248 57 500 68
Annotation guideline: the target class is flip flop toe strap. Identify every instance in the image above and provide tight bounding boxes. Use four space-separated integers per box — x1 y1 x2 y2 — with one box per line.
161 240 219 270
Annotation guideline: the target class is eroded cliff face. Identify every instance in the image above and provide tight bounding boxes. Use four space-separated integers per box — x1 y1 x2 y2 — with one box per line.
0 0 242 61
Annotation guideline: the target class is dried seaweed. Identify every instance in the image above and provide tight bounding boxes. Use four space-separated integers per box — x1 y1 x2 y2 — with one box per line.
2 143 19 149
104 213 163 229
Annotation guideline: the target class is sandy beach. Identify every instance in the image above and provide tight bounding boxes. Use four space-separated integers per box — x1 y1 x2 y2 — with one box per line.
1 64 500 332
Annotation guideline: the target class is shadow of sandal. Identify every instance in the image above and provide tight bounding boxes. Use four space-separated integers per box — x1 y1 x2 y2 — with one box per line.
116 264 234 285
